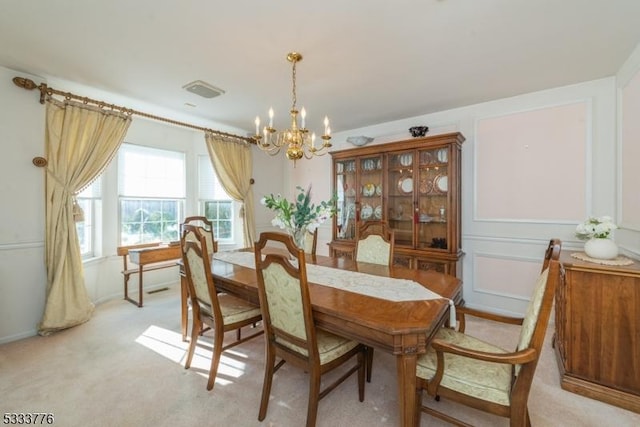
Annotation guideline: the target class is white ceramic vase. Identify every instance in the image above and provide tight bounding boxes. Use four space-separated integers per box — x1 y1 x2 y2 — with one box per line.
584 238 618 260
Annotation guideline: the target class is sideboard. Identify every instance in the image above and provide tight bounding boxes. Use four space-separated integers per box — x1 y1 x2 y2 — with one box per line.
554 251 640 413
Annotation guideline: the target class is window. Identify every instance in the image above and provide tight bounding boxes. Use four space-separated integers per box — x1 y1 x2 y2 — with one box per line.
198 155 234 242
76 179 102 258
118 144 185 245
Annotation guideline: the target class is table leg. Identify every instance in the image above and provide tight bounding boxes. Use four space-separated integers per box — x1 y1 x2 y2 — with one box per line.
136 265 144 307
180 273 188 342
396 352 418 427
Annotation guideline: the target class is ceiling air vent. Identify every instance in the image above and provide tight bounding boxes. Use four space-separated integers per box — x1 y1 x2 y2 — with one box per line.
182 80 225 99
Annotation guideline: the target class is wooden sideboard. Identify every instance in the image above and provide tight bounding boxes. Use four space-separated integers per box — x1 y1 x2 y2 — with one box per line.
554 252 640 413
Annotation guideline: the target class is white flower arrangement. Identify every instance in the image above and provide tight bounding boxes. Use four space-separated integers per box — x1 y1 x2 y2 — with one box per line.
575 215 617 240
261 186 336 234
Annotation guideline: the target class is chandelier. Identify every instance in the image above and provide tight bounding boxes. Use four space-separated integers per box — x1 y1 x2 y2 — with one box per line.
253 52 332 165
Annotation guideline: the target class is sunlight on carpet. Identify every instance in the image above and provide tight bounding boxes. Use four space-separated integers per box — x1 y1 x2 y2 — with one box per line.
135 325 250 386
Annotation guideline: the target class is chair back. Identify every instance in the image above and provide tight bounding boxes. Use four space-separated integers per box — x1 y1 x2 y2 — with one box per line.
513 239 561 378
182 216 217 256
254 232 319 361
180 225 222 324
540 238 561 272
303 228 318 255
355 221 394 266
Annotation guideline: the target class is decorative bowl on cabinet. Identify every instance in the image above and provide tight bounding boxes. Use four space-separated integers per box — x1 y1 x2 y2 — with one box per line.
346 136 374 146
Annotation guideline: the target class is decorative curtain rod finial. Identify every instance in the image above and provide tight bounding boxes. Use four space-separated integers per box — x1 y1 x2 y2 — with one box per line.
12 76 48 103
32 156 48 167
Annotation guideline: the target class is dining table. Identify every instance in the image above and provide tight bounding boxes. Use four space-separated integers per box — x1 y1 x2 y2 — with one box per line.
179 249 462 427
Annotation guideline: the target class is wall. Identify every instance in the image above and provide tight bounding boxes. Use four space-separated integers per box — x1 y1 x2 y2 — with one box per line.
616 42 640 251
0 67 47 343
304 66 638 316
0 67 283 343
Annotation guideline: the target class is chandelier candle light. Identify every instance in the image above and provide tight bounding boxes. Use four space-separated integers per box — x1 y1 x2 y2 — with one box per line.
253 52 332 166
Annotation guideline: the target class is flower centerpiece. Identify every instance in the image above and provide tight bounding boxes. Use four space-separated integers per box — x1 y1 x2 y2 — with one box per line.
261 186 336 249
575 215 619 259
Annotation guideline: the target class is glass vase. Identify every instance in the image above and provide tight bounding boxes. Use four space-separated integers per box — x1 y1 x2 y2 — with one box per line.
288 227 307 251
584 238 618 260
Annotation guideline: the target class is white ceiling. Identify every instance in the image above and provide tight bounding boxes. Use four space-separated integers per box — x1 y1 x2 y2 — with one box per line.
1 0 639 137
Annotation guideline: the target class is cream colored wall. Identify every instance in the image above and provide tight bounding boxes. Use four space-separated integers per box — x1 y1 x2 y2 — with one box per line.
617 43 640 252
0 67 283 343
299 76 628 316
0 67 47 343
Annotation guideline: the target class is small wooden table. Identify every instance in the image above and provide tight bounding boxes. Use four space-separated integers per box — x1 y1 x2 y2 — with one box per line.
117 243 181 307
181 250 462 426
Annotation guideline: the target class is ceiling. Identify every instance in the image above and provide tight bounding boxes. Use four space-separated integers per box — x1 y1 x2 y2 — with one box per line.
1 0 640 137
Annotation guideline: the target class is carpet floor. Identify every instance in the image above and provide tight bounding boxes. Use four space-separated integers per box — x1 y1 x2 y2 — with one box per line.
1 283 639 426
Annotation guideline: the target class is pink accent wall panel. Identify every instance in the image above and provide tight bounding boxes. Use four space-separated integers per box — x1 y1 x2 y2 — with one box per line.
476 103 587 221
474 255 541 299
622 69 640 229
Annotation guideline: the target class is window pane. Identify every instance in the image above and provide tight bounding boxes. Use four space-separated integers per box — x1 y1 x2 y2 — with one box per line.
198 155 231 200
118 144 186 245
204 201 233 240
218 202 232 220
75 198 92 256
118 144 185 198
76 178 101 258
120 198 182 245
199 155 235 242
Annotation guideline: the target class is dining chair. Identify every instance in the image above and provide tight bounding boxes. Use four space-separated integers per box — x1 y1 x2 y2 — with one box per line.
354 221 395 382
354 220 394 381
182 216 218 254
254 231 366 427
415 239 562 427
355 220 395 267
180 216 218 341
303 228 318 255
180 224 263 391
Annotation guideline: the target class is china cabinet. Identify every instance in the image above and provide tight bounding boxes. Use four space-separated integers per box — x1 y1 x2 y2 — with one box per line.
329 132 464 277
554 252 640 413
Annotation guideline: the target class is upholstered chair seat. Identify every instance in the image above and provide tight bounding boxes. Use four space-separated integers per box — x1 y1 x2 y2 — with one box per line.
417 327 512 406
277 329 360 364
415 239 561 427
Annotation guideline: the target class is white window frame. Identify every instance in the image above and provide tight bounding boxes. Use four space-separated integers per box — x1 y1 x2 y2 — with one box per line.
75 179 102 258
198 155 235 244
118 144 186 245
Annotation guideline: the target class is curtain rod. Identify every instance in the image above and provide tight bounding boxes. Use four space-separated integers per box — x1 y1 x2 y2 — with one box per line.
12 76 254 144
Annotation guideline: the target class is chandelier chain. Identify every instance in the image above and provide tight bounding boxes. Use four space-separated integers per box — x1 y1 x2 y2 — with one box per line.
291 60 297 111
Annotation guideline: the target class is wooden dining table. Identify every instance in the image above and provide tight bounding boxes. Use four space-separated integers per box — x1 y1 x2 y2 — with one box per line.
180 250 462 427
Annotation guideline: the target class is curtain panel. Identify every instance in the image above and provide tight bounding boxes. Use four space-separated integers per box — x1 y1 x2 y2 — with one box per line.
39 99 131 335
204 134 256 248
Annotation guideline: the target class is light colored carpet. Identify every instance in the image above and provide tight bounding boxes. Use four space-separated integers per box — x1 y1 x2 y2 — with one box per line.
1 283 639 427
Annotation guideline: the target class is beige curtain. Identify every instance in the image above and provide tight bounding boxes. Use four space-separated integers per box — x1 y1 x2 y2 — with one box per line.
204 133 256 248
39 99 131 335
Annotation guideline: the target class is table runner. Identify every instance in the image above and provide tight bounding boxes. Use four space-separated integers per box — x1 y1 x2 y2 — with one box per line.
213 251 455 324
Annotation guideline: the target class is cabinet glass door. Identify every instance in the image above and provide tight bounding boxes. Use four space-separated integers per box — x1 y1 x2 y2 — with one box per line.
387 150 415 248
335 159 357 240
358 155 383 225
417 146 449 250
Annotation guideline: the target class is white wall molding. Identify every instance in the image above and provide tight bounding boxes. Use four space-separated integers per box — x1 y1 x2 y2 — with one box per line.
0 241 44 251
